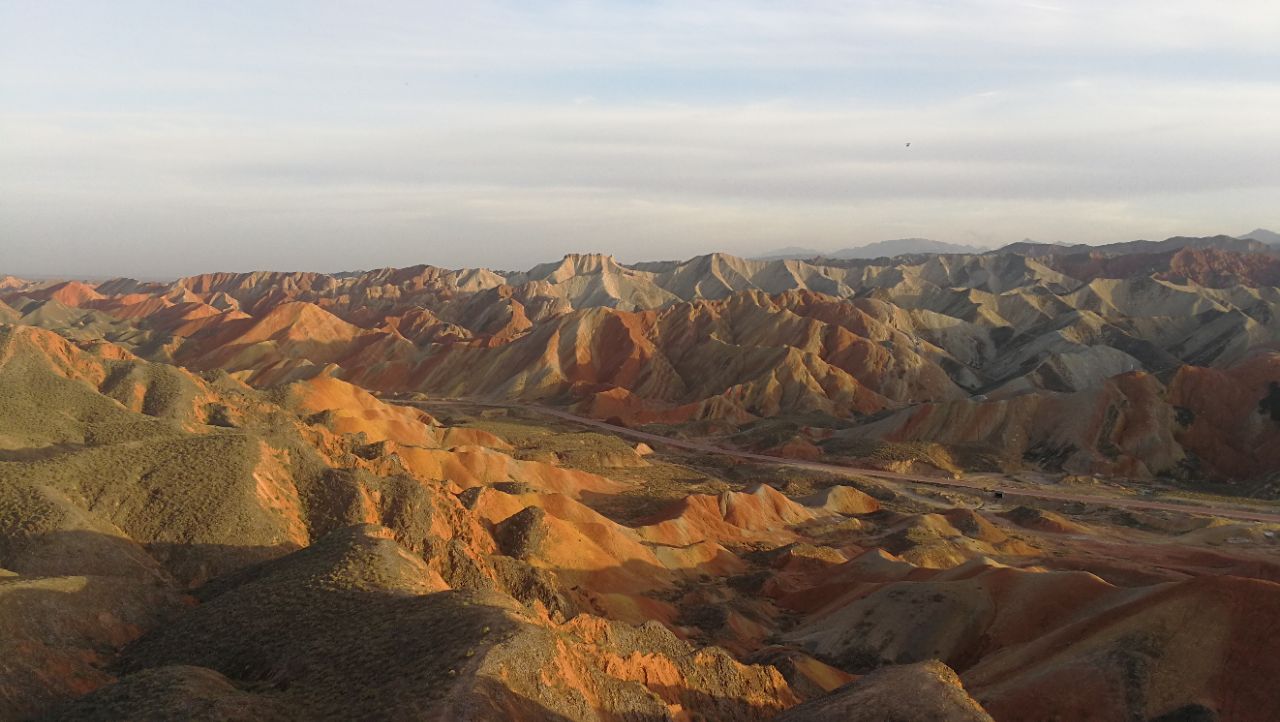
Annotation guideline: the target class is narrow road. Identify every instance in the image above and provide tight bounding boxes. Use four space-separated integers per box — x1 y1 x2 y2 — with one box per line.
396 396 1280 525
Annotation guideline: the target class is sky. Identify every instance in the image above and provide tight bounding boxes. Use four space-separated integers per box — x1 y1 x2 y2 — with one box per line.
2 1 1279 277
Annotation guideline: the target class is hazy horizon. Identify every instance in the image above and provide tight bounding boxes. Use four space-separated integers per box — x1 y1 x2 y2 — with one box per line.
7 229 1278 283
3 1 1278 277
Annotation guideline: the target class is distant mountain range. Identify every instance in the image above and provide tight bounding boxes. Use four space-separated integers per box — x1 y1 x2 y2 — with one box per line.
1240 228 1280 245
759 232 1280 262
752 245 826 260
996 234 1273 257
755 238 987 260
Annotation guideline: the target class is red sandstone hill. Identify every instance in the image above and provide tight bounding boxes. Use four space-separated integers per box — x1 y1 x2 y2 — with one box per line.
1045 247 1280 288
4 246 1280 481
2 280 104 308
1163 247 1280 288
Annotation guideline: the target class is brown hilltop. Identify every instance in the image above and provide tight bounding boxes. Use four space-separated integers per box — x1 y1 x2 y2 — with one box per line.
1169 352 1280 479
215 300 363 346
1046 246 1280 288
0 276 31 292
84 293 174 321
1163 247 1280 288
14 281 105 308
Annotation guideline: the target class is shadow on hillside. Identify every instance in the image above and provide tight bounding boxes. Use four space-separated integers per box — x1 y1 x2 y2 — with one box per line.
0 530 299 718
2 532 308 589
4 529 790 722
143 539 303 590
0 559 188 720
0 442 87 462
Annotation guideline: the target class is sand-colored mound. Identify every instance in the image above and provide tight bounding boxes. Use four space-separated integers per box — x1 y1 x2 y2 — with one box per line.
437 426 512 450
466 485 630 533
1177 519 1280 546
636 484 822 547
874 513 1034 569
1000 505 1090 535
389 444 626 498
0 275 31 292
284 373 441 447
489 504 674 596
800 485 881 515
941 509 1012 545
766 437 823 460
651 539 746 578
578 445 652 468
467 484 742 598
775 660 993 722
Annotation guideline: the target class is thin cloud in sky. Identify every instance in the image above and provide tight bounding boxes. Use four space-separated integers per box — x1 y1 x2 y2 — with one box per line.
0 1 1278 276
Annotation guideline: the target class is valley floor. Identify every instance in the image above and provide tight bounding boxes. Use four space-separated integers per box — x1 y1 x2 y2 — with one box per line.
404 396 1280 524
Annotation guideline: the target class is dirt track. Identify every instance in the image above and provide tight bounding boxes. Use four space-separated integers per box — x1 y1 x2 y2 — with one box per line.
398 397 1280 525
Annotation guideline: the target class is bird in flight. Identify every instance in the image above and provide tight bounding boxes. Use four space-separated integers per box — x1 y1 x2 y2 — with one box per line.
905 142 911 147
